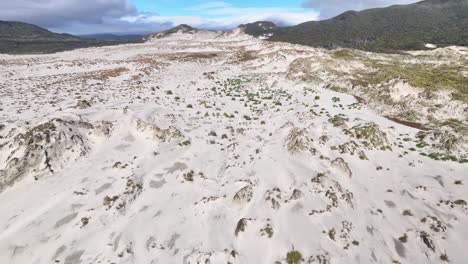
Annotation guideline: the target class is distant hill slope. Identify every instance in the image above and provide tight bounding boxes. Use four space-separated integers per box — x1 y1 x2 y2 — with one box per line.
80 34 144 41
244 0 468 51
238 21 277 37
143 24 199 41
0 21 136 54
0 21 80 41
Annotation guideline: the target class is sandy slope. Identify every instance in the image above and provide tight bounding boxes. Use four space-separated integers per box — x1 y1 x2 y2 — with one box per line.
0 30 467 264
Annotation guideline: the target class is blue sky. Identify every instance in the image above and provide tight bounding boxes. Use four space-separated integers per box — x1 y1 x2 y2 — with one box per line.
133 0 305 15
0 0 418 34
119 0 320 33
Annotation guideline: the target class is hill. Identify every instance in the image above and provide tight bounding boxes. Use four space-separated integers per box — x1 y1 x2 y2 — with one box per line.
143 24 200 41
238 21 277 37
0 21 80 41
243 0 468 51
80 33 144 41
0 21 135 54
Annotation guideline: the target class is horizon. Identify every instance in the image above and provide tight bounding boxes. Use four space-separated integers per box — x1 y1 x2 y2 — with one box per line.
0 0 420 35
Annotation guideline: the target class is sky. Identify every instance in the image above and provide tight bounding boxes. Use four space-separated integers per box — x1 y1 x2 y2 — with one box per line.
0 0 419 35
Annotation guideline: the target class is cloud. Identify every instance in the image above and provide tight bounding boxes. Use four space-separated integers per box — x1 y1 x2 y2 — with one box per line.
122 11 318 30
0 0 136 28
186 1 232 11
123 3 319 30
0 0 318 34
302 0 419 19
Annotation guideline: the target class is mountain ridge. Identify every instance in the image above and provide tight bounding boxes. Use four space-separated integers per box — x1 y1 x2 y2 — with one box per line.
143 24 201 41
79 33 144 41
243 0 468 51
0 21 139 54
0 20 80 41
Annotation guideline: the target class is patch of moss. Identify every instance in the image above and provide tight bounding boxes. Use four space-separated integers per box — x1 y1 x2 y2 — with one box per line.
428 152 460 162
331 49 360 61
328 115 348 127
348 123 390 151
239 52 257 61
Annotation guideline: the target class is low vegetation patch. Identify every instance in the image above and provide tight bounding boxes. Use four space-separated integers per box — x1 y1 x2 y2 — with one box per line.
286 250 302 264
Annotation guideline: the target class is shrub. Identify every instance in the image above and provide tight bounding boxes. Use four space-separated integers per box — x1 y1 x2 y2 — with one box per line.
399 233 408 243
179 140 191 146
286 250 302 264
402 209 413 216
183 170 194 182
239 52 256 61
440 253 449 262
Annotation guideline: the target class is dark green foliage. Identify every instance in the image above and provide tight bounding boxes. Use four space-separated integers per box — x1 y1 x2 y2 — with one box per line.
402 209 413 216
0 20 140 54
239 21 277 37
244 0 468 51
440 253 449 262
0 20 79 41
286 250 302 264
183 170 194 182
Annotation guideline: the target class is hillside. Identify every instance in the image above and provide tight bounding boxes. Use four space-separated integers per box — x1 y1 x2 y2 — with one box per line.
238 21 277 37
0 21 134 54
0 21 80 41
143 24 200 41
244 0 468 51
80 34 144 41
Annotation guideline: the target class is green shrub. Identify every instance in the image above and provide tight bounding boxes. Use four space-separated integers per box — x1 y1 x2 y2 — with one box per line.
402 209 413 216
183 170 194 182
286 250 302 264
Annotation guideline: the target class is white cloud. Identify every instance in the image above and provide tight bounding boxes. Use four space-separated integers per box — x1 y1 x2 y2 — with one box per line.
186 1 232 11
0 0 318 34
122 4 319 30
302 0 419 19
0 0 136 28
